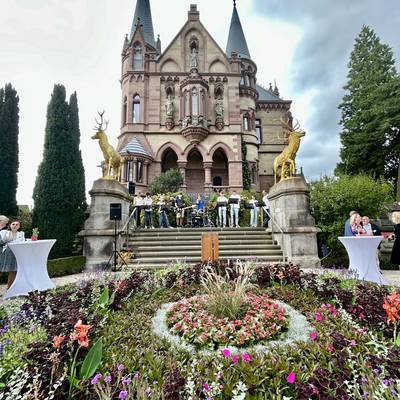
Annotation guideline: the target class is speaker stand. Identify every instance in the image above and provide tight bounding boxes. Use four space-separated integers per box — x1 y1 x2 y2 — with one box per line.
105 219 128 272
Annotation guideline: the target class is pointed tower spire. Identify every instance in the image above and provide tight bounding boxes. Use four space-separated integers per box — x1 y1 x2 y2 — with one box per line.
130 0 156 48
226 0 251 59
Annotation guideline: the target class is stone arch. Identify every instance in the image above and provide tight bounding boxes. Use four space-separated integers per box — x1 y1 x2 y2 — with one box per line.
160 58 180 73
182 142 208 162
209 58 228 73
208 142 235 161
155 142 184 163
211 147 229 188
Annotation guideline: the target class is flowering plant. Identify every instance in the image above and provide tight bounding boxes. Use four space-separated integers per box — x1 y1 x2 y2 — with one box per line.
167 293 289 348
31 227 39 241
383 292 400 346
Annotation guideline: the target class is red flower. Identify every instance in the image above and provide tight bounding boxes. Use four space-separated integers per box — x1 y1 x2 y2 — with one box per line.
310 331 318 341
383 292 400 324
71 320 92 347
53 335 65 349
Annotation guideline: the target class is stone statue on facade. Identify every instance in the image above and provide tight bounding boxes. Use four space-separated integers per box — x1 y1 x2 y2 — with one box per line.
190 47 198 69
215 97 224 118
215 97 225 131
165 95 175 130
165 95 174 118
273 118 305 183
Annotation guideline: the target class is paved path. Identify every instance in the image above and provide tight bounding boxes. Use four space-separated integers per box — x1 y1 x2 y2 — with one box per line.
0 268 399 304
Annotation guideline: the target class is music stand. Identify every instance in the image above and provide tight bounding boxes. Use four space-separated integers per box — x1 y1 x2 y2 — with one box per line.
105 219 128 272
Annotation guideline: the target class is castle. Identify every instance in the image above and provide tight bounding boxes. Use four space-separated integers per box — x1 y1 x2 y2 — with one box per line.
116 0 292 194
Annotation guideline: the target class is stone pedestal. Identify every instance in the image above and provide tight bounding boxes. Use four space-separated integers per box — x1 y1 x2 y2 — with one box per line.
269 177 320 268
80 179 131 270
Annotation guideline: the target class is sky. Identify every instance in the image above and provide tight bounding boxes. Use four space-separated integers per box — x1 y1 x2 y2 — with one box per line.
0 0 399 206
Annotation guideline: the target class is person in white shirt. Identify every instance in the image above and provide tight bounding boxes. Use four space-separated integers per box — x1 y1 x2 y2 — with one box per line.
217 192 228 228
133 193 144 228
361 216 373 236
143 192 154 229
262 190 270 227
229 190 241 227
0 219 25 288
249 195 259 228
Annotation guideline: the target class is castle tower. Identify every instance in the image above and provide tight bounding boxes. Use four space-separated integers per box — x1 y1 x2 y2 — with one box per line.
116 0 292 194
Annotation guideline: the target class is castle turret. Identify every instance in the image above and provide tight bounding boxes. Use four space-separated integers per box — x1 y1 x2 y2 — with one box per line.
226 0 251 60
130 0 156 49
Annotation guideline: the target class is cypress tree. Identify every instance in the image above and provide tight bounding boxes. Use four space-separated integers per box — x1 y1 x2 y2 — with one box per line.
241 138 251 190
0 84 19 216
336 26 400 183
33 84 86 258
68 92 87 235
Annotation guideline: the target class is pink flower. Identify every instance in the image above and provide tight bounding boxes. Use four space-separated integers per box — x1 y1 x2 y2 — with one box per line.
350 339 356 346
287 372 296 384
310 331 318 341
203 383 210 392
327 343 334 352
222 348 231 358
232 354 239 363
242 353 251 363
315 311 323 322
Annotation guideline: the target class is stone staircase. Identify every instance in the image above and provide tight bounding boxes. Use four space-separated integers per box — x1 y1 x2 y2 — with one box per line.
126 227 284 269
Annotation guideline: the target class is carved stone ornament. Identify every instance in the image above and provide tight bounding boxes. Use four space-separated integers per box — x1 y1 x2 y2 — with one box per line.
181 126 209 145
165 118 175 131
215 117 224 131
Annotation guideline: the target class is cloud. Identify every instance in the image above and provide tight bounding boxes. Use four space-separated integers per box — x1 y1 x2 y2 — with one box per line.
251 0 400 180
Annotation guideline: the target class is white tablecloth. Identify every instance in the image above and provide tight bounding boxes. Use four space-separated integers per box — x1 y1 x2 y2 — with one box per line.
338 236 386 285
4 239 56 299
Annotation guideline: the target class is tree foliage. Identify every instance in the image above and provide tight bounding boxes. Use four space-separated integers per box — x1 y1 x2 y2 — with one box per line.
310 174 393 255
0 84 19 216
336 26 400 186
33 85 87 258
241 138 251 191
149 169 183 194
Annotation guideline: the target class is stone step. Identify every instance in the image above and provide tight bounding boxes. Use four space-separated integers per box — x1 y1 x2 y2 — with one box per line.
128 254 285 267
129 238 275 245
133 249 282 258
134 244 281 252
132 227 267 233
131 230 269 238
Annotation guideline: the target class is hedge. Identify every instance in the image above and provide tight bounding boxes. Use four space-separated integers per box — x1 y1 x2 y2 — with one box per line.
0 255 85 284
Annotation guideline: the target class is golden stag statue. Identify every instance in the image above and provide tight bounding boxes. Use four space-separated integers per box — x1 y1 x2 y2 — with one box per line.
273 117 305 183
91 111 123 180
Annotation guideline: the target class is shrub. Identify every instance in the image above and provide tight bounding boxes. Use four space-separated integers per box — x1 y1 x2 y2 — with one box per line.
149 169 183 194
310 174 393 256
47 255 86 277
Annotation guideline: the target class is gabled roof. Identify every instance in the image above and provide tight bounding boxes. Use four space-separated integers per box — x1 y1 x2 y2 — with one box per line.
257 84 283 102
120 137 151 157
226 2 251 59
130 0 156 49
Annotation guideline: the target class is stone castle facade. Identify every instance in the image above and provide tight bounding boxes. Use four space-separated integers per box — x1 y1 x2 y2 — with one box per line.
116 0 292 194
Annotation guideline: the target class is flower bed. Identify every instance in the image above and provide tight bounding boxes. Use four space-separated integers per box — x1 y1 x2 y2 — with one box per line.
0 262 399 399
166 293 289 347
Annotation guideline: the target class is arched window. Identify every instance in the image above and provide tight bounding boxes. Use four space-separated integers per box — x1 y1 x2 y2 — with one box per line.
133 44 142 70
243 114 249 131
191 87 198 115
132 95 140 123
136 160 143 183
122 96 127 125
125 160 133 182
255 118 262 144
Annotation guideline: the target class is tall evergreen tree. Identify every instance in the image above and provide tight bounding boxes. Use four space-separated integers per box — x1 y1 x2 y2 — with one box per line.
68 92 87 234
336 26 400 184
0 84 19 216
33 85 86 258
241 138 251 190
